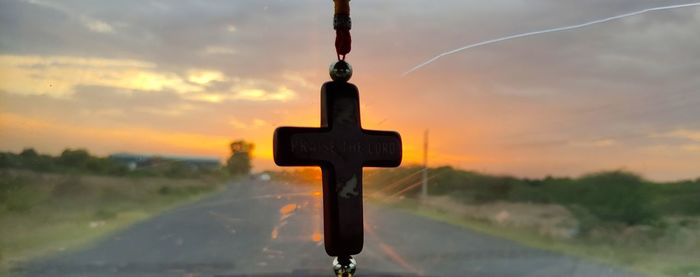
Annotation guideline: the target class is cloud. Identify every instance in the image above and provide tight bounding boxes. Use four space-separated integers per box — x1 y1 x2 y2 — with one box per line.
282 73 316 90
0 55 201 97
0 55 298 106
232 87 295 102
187 70 227 85
228 118 247 129
228 118 267 129
200 46 237 56
681 144 700 152
0 55 152 67
570 139 617 148
655 129 700 142
80 17 114 33
185 86 295 103
23 0 116 34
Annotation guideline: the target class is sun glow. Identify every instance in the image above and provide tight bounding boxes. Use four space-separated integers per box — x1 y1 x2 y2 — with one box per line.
0 113 229 158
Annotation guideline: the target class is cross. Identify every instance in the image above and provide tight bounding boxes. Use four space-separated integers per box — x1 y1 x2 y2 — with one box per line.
273 81 402 256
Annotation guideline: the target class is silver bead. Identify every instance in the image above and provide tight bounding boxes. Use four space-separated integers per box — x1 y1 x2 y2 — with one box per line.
329 60 353 82
332 256 357 277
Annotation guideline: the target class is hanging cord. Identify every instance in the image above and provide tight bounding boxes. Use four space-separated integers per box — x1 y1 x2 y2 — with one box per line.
333 0 351 60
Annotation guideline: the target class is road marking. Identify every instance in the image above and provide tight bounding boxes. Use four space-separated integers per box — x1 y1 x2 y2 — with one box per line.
364 222 423 275
271 204 297 240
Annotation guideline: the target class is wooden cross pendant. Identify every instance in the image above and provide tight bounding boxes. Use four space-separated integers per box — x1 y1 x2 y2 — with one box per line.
273 81 402 256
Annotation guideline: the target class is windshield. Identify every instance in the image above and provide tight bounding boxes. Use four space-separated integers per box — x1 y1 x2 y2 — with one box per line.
1 1 699 276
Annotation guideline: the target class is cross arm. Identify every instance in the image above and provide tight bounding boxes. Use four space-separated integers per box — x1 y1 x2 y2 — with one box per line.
360 129 402 167
273 127 330 166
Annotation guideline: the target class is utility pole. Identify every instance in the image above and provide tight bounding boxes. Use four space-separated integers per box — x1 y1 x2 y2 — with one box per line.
421 129 429 200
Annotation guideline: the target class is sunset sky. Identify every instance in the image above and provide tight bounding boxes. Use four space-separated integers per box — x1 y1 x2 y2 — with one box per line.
1 0 699 181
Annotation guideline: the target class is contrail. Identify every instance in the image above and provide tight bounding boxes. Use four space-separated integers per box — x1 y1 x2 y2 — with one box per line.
402 2 700 76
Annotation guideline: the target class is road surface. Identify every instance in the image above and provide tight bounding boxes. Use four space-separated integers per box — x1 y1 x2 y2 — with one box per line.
18 180 639 276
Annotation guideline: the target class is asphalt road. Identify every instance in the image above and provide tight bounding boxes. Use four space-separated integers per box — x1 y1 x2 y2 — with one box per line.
18 180 639 277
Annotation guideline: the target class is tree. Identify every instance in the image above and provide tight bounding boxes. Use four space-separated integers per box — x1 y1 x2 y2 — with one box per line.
59 149 91 168
18 148 56 171
226 140 254 176
19 148 39 159
0 152 20 168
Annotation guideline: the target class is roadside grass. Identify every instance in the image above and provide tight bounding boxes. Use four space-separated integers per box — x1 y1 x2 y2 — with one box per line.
0 169 225 274
382 197 700 277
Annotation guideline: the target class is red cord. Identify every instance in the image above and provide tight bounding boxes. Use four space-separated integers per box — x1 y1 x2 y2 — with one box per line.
334 0 351 60
335 29 351 60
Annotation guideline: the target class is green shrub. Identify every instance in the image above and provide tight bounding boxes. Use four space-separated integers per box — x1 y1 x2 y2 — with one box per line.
0 152 20 168
94 208 118 220
575 171 658 225
0 173 44 213
157 185 210 198
426 166 517 203
370 164 700 227
158 186 172 195
58 149 91 168
568 205 601 236
650 179 700 216
51 176 87 198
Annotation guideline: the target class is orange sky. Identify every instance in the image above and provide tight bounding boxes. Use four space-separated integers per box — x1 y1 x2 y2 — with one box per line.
1 1 699 181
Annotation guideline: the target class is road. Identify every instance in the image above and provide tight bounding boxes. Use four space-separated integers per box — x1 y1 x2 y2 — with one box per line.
18 180 639 277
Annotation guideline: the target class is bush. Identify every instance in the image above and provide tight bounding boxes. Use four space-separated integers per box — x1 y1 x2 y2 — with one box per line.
158 186 172 195
575 171 658 225
0 172 44 213
0 152 20 168
51 176 87 198
368 166 666 226
568 205 601 236
649 179 700 216
505 171 659 225
85 157 128 175
2 148 224 179
427 167 526 204
94 208 118 220
157 185 209 197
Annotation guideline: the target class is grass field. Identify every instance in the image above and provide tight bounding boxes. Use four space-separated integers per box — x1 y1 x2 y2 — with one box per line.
361 166 700 276
382 196 700 277
0 169 224 273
